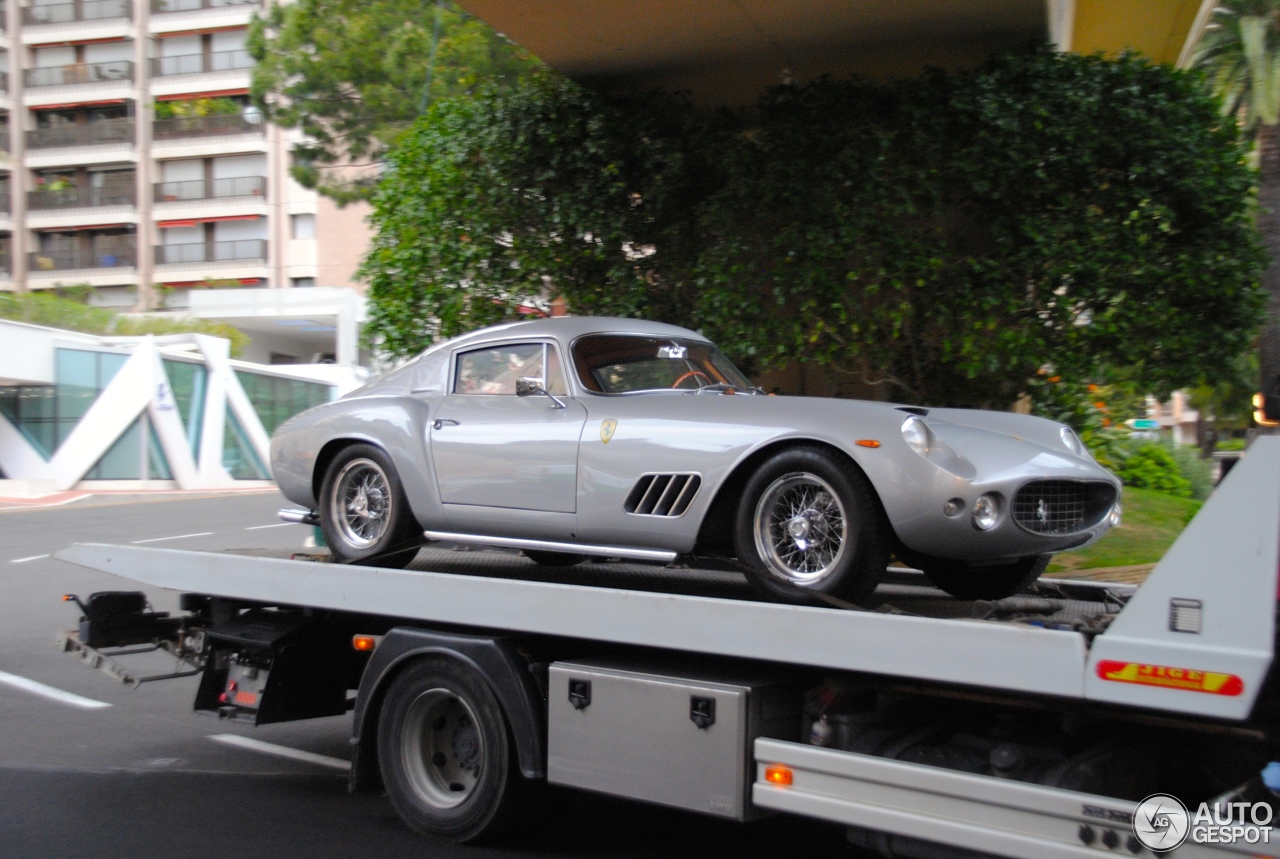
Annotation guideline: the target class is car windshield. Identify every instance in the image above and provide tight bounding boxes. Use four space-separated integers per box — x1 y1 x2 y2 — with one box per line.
572 334 755 394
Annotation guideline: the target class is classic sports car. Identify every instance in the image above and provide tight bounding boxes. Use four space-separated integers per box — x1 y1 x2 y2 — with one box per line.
270 317 1121 602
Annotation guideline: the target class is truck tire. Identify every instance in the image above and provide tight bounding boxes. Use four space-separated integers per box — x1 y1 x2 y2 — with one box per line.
319 443 420 568
377 657 525 843
734 447 889 604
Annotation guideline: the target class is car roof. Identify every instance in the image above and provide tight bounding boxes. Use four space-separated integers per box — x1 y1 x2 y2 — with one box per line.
423 316 710 356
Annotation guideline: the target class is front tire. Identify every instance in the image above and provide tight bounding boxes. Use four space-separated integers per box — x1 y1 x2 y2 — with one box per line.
734 448 890 604
921 554 1051 600
377 658 526 843
319 443 420 568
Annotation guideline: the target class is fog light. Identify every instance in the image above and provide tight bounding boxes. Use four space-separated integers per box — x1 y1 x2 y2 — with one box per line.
1109 502 1121 528
973 494 1000 530
943 498 963 517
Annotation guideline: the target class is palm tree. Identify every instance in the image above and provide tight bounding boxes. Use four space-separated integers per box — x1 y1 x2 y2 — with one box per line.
1196 0 1280 422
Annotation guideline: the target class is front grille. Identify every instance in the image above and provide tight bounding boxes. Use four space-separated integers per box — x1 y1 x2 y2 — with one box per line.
1012 480 1116 535
624 473 702 517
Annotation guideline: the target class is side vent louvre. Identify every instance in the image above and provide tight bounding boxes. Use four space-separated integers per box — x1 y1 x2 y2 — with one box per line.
624 473 702 517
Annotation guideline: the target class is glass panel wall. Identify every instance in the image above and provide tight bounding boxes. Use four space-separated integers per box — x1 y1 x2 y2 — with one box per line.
235 369 332 436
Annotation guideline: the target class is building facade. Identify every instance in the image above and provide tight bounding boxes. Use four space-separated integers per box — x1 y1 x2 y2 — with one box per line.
0 315 362 490
0 0 371 311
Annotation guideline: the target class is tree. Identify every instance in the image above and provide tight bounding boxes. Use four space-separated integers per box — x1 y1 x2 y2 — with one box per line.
362 51 1266 410
359 75 719 357
247 0 536 201
1196 0 1280 422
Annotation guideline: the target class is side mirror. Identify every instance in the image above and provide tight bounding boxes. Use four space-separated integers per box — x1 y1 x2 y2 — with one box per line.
516 377 566 409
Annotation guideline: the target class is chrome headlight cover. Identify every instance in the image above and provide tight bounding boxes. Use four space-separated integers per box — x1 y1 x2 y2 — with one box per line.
1060 426 1086 457
901 415 930 455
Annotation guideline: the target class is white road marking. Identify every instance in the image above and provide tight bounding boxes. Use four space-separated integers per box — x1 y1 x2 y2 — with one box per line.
208 734 351 771
131 532 213 544
0 670 111 709
245 523 293 530
10 554 50 564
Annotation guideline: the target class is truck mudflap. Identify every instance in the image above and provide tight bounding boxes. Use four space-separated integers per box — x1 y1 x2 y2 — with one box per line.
752 738 1280 859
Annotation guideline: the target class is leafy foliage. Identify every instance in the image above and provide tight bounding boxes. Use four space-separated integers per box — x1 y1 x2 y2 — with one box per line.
1117 445 1193 497
248 0 537 201
363 50 1266 407
0 292 250 356
1195 0 1280 131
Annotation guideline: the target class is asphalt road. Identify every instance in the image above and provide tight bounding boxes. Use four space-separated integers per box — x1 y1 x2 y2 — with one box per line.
0 491 856 859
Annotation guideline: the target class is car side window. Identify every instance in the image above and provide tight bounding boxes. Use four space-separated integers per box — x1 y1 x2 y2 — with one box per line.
454 342 569 396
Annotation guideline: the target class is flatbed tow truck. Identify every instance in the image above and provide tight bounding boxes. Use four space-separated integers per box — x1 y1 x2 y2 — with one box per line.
52 436 1280 858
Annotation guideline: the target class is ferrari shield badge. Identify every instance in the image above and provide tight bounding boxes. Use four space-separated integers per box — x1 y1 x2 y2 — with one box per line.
600 419 618 444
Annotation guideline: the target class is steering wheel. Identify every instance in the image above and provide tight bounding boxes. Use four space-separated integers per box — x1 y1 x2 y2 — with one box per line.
672 370 712 389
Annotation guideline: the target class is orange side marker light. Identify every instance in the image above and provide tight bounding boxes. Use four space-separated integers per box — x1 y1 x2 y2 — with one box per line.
764 764 793 786
855 440 881 448
352 634 382 652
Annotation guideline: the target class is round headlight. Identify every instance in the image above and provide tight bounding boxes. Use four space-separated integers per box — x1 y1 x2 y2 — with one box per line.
901 416 929 455
1060 426 1085 457
1109 502 1122 528
973 493 1000 531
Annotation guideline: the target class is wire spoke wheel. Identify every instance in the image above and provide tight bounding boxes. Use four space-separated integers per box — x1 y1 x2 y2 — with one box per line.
753 472 849 586
401 688 485 809
332 458 392 549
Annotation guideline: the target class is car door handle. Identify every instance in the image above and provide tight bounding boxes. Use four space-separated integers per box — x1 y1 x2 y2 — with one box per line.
432 418 460 430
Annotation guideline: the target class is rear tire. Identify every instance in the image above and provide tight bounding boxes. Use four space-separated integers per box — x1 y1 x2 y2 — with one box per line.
734 447 889 604
922 554 1051 600
377 658 526 843
319 443 420 568
523 550 585 567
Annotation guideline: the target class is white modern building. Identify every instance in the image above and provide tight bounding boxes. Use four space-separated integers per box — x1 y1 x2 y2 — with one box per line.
0 0 372 312
0 315 365 491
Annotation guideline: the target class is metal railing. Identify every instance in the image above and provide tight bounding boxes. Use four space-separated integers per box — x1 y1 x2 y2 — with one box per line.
29 183 136 210
0 130 9 153
30 246 137 271
23 0 132 25
155 239 267 264
27 118 134 149
0 71 7 93
25 60 134 88
151 0 258 13
0 186 10 214
151 49 253 77
154 175 265 202
152 113 261 141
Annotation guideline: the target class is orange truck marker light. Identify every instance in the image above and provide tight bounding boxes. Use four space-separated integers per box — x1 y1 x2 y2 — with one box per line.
764 764 793 786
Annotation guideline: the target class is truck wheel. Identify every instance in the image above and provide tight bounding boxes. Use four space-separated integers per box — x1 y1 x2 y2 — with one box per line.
378 657 525 843
922 554 1051 600
319 444 420 568
734 448 889 604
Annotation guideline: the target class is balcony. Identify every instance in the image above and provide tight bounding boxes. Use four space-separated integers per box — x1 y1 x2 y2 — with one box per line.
30 246 136 271
25 60 134 88
151 0 257 13
29 184 135 210
154 175 264 202
27 118 134 149
155 239 266 264
0 72 8 94
152 50 253 77
22 0 132 26
0 186 10 214
152 113 261 142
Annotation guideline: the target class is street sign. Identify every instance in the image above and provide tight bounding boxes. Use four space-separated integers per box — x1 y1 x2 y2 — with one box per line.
1128 419 1159 430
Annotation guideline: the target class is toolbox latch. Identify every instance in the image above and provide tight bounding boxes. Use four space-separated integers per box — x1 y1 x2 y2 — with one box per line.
568 678 592 710
690 695 716 729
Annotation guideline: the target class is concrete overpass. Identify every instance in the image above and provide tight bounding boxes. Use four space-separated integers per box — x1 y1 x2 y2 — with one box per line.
457 0 1215 106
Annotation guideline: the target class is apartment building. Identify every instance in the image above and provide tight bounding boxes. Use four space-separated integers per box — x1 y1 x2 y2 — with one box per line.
0 0 370 311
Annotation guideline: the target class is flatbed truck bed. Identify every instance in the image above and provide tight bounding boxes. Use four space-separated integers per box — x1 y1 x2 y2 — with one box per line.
52 437 1280 858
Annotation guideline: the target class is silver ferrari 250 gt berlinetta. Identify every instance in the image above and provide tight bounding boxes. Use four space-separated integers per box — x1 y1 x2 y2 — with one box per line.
270 317 1121 602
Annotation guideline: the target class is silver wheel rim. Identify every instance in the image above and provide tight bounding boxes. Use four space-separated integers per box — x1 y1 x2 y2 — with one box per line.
753 471 848 586
400 688 484 809
331 458 392 549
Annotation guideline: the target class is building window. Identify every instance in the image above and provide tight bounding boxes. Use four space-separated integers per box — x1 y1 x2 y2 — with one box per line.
290 213 316 240
290 276 316 288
